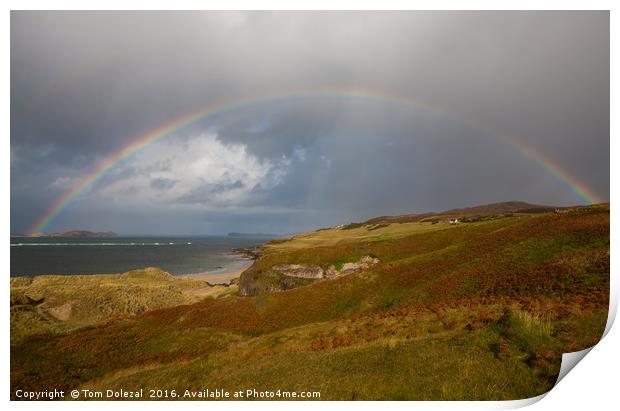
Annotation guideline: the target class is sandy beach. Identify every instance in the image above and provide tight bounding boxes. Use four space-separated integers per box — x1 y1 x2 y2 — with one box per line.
181 259 253 284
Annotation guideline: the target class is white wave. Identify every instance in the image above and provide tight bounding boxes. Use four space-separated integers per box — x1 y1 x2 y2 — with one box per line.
10 242 186 247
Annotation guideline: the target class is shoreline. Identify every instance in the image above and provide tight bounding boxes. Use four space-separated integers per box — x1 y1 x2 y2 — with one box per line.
180 258 254 284
9 258 255 281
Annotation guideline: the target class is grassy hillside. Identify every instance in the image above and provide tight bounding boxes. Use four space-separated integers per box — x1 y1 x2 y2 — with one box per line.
10 205 609 400
10 267 235 343
362 201 554 225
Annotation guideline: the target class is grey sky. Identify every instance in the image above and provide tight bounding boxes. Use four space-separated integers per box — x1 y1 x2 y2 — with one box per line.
11 11 609 235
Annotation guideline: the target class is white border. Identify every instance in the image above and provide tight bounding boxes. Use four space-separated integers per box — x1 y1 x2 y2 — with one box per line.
2 2 616 410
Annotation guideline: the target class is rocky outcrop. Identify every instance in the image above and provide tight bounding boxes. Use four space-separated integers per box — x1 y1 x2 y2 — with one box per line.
239 255 381 296
232 247 261 260
271 256 380 280
325 255 380 277
272 264 324 279
40 302 73 321
238 270 309 296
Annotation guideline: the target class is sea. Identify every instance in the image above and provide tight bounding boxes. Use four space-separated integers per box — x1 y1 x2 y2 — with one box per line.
10 236 270 277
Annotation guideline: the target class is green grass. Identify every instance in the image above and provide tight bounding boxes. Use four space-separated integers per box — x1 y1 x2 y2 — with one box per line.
262 220 460 252
68 305 607 400
77 332 544 400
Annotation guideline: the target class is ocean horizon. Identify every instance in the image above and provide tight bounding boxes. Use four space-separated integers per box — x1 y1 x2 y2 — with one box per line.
10 235 269 277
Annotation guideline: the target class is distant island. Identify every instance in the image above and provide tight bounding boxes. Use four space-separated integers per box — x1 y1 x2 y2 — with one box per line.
227 232 277 238
28 230 117 238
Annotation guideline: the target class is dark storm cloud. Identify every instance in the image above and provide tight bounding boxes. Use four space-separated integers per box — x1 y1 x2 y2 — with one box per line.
177 180 245 205
10 11 609 235
215 100 349 160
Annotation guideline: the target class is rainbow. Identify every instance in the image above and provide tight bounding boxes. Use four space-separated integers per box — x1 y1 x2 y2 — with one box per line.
505 139 602 206
27 88 603 235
